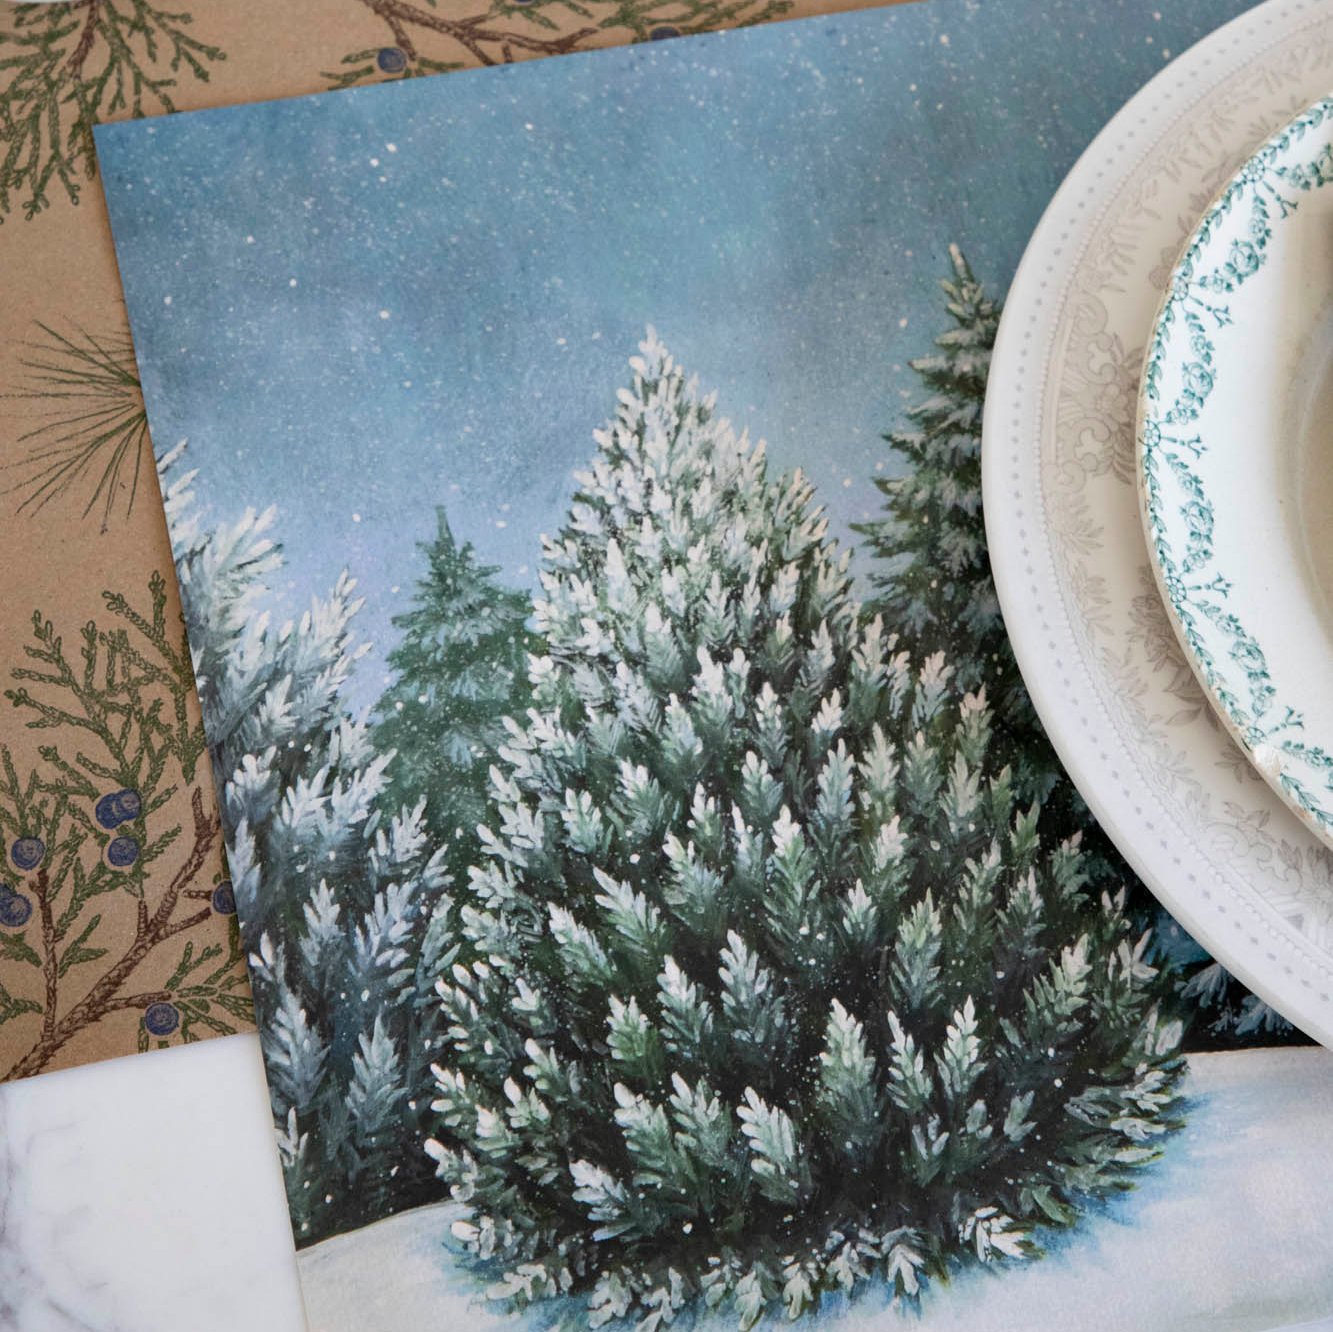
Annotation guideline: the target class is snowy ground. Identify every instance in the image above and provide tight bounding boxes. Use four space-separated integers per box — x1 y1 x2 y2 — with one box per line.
299 1047 1333 1332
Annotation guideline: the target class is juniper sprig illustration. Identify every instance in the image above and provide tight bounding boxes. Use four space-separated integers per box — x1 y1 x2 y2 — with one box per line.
326 0 791 88
0 572 250 1080
0 0 225 222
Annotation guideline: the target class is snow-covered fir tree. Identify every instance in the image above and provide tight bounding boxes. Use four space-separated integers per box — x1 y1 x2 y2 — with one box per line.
853 245 1053 806
424 333 1185 1326
375 508 532 885
855 247 1294 1046
162 448 476 1243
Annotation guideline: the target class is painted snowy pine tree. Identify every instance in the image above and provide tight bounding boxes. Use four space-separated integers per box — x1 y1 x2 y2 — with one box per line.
853 245 1057 807
161 448 462 1244
855 247 1294 1044
425 332 1184 1327
375 508 533 885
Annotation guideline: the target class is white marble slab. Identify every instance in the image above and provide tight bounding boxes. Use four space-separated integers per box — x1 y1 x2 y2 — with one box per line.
0 1034 305 1332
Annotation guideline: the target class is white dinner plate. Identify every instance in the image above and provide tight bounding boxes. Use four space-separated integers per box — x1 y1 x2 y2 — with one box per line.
1139 97 1333 844
984 0 1333 1046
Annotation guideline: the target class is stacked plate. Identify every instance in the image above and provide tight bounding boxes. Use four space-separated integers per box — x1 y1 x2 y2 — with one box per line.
984 0 1333 1047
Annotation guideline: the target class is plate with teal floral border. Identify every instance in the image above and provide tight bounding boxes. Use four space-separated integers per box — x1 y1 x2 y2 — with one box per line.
1139 94 1333 847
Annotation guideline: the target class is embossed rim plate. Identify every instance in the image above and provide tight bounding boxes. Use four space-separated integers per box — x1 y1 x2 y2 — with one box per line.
984 0 1333 1046
1138 96 1333 845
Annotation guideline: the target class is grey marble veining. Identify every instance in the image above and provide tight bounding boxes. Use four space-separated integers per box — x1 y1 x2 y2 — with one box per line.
0 1035 305 1332
0 1093 123 1332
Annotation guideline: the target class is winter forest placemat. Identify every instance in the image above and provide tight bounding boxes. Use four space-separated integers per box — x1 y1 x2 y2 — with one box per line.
96 0 1332 1327
0 0 884 1086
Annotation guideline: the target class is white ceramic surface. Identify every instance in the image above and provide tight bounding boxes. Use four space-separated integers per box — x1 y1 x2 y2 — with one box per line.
0 1034 305 1332
984 0 1333 1045
1140 96 1333 844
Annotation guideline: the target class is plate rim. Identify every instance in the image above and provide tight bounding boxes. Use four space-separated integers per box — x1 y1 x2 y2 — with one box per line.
982 0 1333 1047
1136 93 1333 845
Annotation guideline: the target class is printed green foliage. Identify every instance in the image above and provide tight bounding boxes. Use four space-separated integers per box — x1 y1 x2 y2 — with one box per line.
326 0 791 88
0 573 249 1079
0 0 225 222
163 455 473 1243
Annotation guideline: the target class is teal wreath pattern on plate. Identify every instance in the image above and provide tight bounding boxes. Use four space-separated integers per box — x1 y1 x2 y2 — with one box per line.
1140 96 1333 832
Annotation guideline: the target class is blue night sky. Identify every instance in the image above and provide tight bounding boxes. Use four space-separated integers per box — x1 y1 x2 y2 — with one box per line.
97 0 1256 706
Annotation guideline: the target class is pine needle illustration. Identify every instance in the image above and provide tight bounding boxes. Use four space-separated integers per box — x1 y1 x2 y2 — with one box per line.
4 323 149 532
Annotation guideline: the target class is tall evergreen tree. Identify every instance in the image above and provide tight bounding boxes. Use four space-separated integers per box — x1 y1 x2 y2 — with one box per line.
162 448 460 1244
855 247 1295 1045
374 508 533 879
853 245 1053 804
425 334 1183 1326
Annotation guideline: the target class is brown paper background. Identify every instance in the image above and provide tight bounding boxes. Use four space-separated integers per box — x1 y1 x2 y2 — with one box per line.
0 0 906 1079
